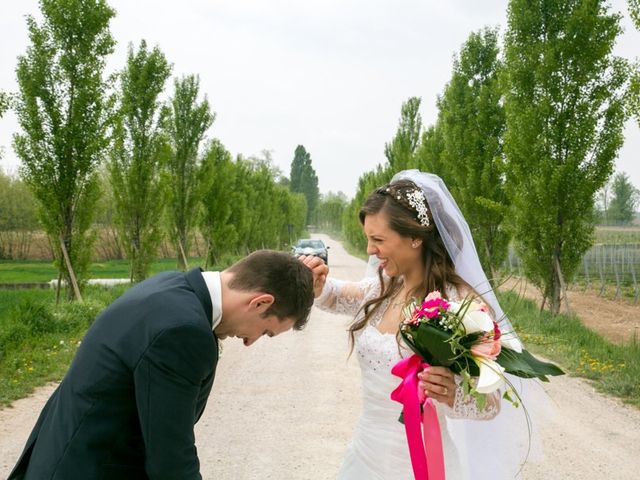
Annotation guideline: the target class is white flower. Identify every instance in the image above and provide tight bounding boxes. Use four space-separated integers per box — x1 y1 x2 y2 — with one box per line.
500 334 523 353
475 357 505 393
448 301 462 312
461 308 494 334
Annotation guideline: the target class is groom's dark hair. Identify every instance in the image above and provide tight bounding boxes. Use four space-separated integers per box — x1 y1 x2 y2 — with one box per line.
226 250 314 330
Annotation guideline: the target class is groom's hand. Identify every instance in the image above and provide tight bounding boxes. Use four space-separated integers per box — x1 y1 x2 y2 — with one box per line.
298 255 328 298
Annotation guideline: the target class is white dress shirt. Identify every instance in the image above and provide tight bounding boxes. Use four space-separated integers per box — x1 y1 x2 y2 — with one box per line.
201 271 223 330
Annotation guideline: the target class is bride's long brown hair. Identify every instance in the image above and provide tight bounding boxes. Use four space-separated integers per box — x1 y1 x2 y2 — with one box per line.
348 180 471 352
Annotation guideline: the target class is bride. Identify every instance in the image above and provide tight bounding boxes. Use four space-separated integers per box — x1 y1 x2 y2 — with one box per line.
306 170 540 480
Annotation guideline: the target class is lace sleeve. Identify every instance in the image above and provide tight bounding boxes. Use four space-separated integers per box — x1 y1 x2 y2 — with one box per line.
443 375 501 420
314 276 379 317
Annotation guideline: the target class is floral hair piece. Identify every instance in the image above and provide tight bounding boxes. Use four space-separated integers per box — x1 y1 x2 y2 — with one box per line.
386 186 431 227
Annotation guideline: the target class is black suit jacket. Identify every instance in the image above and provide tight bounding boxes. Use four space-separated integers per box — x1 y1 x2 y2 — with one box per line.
9 268 218 480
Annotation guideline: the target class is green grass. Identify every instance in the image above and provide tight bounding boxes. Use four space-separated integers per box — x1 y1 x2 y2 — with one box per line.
498 290 640 408
0 257 209 283
594 226 640 244
0 285 128 405
0 255 242 406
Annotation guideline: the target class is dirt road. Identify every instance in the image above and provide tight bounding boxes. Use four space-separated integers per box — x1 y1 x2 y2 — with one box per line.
1 234 639 479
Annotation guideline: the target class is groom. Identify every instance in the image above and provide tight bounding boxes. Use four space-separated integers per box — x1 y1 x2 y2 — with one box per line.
9 250 328 480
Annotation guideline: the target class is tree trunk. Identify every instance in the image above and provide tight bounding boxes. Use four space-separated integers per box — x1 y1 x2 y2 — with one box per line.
60 234 83 303
554 254 572 315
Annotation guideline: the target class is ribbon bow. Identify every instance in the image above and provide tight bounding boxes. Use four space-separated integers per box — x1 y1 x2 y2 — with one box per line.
391 354 446 480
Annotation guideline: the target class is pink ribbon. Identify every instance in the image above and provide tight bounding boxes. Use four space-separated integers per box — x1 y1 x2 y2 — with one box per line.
391 354 446 480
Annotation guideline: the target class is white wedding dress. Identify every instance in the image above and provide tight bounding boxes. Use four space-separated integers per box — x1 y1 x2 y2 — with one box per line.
316 276 501 480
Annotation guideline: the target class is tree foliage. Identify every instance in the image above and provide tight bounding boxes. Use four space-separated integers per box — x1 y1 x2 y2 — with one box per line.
436 28 509 283
0 91 10 119
316 191 349 234
384 97 422 172
607 172 639 224
503 0 628 313
14 0 115 299
165 75 214 269
343 98 423 253
198 147 306 262
415 123 447 183
199 139 239 267
289 145 319 225
343 98 423 252
109 40 172 281
0 171 39 259
629 0 640 128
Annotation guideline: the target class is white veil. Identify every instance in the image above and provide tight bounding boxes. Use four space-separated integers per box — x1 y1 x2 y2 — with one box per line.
367 169 552 479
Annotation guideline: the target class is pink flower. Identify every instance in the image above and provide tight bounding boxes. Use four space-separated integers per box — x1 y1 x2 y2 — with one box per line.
418 291 450 319
493 320 501 341
403 310 422 326
470 334 502 361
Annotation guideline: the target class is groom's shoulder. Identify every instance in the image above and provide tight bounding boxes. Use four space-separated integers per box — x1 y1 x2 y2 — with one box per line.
97 270 203 325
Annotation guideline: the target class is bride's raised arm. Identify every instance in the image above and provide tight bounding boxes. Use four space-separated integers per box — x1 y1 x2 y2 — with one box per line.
314 276 379 317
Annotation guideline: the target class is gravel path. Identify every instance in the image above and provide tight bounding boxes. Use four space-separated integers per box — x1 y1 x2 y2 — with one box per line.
1 234 639 478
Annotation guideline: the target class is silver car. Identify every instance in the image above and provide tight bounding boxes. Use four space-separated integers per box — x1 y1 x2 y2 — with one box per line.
292 238 329 265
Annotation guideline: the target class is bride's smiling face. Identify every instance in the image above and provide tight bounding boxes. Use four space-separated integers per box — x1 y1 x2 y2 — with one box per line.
363 211 422 278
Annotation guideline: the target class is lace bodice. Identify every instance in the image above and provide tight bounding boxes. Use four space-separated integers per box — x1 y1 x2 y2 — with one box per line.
315 276 500 420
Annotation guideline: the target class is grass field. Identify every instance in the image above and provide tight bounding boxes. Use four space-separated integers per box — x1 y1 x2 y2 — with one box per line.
0 285 128 405
594 226 640 245
498 291 640 408
0 258 209 284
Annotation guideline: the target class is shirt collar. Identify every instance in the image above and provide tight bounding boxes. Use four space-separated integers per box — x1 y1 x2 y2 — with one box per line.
201 271 222 330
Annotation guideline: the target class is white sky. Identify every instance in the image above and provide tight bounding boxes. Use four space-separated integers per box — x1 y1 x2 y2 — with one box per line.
1 0 639 198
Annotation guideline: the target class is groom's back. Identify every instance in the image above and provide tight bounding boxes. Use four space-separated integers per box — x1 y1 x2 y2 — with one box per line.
10 270 215 480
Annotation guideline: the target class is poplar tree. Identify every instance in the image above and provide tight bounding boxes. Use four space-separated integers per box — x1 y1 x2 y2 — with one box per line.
607 172 639 224
384 97 422 172
109 40 172 281
503 0 627 313
165 75 214 269
14 0 115 300
437 28 509 282
289 145 319 224
199 139 238 266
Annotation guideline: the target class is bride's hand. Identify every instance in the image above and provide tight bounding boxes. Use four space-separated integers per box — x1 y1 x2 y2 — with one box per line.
298 255 329 297
418 366 456 408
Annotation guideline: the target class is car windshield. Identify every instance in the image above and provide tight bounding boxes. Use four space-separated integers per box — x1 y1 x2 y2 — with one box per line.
297 239 324 249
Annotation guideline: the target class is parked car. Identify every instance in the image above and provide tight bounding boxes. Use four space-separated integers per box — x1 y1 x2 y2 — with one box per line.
292 238 329 265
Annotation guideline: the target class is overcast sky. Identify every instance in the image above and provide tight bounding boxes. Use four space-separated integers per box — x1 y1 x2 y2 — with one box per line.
1 0 638 198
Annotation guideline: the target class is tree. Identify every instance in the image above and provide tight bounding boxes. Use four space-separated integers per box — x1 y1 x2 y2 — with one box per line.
0 171 39 259
594 177 613 224
199 139 238 267
316 191 349 233
14 0 115 300
436 28 509 283
342 165 393 252
0 92 9 119
342 98 419 252
607 172 639 224
628 1 640 129
416 123 447 182
109 41 172 281
289 145 319 225
384 97 422 172
165 75 214 269
503 0 628 313
0 92 11 160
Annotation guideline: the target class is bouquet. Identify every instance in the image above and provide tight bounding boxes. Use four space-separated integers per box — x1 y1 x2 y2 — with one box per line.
399 291 564 407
